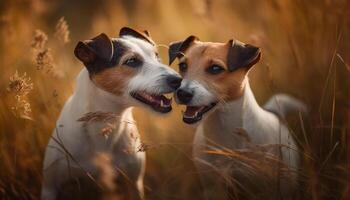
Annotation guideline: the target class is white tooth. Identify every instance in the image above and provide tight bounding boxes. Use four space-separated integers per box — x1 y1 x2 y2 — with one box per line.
195 111 199 117
160 100 164 107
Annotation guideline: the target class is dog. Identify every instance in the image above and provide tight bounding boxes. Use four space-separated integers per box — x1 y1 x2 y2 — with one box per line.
169 36 306 199
41 27 182 200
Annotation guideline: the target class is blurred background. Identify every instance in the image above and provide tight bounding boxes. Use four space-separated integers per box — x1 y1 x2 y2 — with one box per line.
0 0 349 199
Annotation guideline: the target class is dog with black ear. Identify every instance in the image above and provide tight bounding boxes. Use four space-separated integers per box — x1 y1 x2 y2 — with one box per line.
169 36 306 199
41 27 182 200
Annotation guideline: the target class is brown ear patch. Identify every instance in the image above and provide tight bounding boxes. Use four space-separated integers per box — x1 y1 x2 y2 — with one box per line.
168 35 198 65
168 41 183 65
74 34 128 75
227 40 261 71
74 33 114 64
74 41 97 64
119 27 155 45
74 33 115 74
90 33 114 61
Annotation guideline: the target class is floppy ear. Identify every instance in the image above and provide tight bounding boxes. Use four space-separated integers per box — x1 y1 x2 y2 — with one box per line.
74 42 97 64
119 27 155 45
227 39 261 71
168 41 183 65
74 33 114 72
168 35 198 65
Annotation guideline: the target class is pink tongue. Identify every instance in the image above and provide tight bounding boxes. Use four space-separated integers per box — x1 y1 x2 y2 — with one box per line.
185 106 204 116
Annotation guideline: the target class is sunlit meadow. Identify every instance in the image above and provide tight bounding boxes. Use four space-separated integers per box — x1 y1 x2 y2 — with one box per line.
0 0 349 199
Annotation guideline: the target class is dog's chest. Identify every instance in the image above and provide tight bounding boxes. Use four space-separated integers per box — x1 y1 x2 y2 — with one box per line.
195 107 247 150
79 113 145 178
84 122 137 150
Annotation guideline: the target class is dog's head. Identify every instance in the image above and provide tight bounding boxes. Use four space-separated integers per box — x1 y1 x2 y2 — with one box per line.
74 27 182 113
169 36 261 123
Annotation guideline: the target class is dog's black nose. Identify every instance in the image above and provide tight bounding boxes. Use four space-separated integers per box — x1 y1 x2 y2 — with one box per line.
166 75 182 90
177 89 193 104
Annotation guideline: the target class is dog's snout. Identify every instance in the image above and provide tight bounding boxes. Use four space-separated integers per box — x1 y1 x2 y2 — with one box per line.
177 89 193 104
166 75 182 90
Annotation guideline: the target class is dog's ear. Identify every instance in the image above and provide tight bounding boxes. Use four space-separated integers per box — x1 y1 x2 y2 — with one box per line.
227 39 261 71
119 27 155 45
74 33 114 72
168 35 198 65
74 42 97 64
168 41 183 65
74 33 113 64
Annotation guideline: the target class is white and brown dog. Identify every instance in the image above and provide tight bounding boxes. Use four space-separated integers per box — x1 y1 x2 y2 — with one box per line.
169 36 306 199
41 27 182 200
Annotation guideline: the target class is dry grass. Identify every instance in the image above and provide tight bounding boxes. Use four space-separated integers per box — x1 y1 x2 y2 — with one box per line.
54 17 70 44
7 71 34 119
0 0 349 199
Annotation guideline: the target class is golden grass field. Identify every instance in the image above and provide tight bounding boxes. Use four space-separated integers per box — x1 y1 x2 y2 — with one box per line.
0 0 350 199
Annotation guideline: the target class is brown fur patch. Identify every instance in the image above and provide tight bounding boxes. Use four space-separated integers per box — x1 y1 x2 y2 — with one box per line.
92 65 136 96
181 41 250 102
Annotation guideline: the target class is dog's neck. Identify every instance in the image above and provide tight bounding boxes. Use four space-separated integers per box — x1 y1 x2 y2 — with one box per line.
74 68 129 115
69 69 137 150
203 78 263 136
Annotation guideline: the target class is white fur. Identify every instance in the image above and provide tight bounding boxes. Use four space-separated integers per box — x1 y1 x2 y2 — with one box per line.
263 94 307 118
41 36 179 200
120 36 179 98
176 79 217 106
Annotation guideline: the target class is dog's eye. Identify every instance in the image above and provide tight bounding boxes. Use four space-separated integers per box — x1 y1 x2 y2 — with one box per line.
124 57 142 68
178 62 188 72
206 64 225 75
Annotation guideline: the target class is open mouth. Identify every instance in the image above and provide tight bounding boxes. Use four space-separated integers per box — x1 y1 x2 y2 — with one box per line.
131 91 172 113
182 102 217 124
